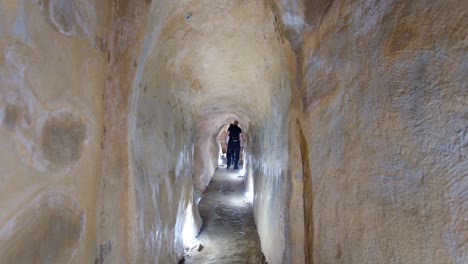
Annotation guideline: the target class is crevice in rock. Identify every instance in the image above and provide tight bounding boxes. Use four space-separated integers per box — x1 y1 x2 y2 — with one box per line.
299 119 313 264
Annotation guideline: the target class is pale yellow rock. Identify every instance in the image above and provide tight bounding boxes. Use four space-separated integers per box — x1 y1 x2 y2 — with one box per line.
0 0 466 263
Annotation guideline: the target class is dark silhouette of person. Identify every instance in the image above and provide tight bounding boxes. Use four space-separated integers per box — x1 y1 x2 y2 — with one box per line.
226 120 242 169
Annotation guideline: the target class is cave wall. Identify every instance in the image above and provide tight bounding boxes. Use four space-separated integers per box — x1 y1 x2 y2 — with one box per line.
296 0 467 263
0 0 199 263
192 114 232 193
95 1 155 263
0 0 109 263
251 75 291 264
112 0 204 262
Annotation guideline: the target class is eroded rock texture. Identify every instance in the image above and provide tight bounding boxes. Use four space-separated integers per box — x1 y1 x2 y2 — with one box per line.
0 0 466 263
0 0 108 262
287 0 468 263
0 190 85 263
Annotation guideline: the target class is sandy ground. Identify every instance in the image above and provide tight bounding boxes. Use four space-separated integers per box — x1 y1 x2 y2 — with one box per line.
184 168 265 264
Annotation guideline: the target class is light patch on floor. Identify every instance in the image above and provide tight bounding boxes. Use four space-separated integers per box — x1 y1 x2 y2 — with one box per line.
184 168 264 264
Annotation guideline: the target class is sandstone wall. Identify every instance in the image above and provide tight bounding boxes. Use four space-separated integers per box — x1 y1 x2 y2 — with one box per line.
296 0 467 263
95 1 160 263
2 1 464 264
0 0 200 263
115 1 203 262
251 90 291 264
0 0 109 262
193 114 238 193
0 1 300 263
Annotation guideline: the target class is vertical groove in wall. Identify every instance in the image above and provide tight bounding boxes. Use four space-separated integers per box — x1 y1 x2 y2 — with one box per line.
95 1 150 263
299 120 313 264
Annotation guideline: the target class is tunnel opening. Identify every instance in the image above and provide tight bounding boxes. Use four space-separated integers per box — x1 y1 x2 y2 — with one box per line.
216 120 247 170
178 112 265 263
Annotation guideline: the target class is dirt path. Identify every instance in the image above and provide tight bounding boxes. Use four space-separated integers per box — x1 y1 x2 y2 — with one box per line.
184 168 264 264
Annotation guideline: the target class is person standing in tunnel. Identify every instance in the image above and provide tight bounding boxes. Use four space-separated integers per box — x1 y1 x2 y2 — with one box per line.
226 120 242 170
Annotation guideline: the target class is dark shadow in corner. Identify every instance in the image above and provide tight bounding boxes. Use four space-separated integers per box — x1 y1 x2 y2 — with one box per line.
298 119 313 264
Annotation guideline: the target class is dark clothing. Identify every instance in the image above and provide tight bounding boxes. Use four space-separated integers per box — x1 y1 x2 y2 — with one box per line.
227 141 240 169
227 124 242 169
228 125 242 140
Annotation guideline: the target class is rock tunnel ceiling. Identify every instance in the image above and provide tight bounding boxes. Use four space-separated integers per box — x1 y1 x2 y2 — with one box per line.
0 0 467 264
141 0 289 120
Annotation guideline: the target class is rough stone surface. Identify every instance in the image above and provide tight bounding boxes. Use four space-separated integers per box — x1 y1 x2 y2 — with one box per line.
0 189 85 264
0 0 466 264
291 0 468 263
0 0 108 263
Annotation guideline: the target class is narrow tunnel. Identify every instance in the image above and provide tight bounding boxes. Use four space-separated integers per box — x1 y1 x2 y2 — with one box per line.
0 0 466 264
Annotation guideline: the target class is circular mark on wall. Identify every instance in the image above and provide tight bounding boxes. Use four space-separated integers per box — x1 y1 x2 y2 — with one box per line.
39 0 96 37
0 189 85 263
40 111 86 170
1 104 19 130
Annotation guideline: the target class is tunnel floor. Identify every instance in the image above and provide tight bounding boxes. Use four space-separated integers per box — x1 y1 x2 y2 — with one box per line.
184 168 264 264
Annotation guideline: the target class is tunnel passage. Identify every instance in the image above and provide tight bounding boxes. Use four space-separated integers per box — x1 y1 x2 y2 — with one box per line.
184 167 263 264
0 0 466 264
125 0 291 262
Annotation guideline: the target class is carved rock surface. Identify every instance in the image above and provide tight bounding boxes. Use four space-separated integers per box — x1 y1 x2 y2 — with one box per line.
0 189 85 264
0 0 466 264
294 0 468 263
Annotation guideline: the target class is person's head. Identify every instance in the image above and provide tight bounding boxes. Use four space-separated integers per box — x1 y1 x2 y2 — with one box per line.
233 120 239 126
